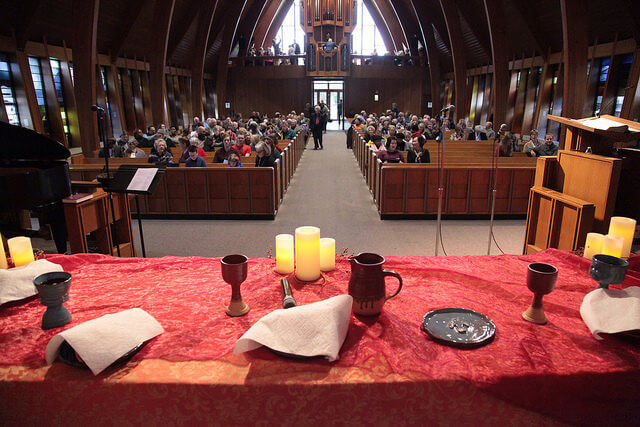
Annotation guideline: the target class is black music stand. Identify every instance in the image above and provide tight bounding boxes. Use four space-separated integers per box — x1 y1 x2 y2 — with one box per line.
103 165 166 258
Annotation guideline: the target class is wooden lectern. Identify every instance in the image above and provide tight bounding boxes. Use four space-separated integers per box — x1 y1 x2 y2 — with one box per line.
524 115 640 254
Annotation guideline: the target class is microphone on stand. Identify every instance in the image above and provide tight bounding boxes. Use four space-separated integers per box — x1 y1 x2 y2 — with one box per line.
440 105 455 113
91 105 105 112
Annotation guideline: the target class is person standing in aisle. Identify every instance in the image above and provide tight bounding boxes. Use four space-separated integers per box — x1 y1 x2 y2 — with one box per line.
310 105 326 150
320 101 330 133
337 99 343 129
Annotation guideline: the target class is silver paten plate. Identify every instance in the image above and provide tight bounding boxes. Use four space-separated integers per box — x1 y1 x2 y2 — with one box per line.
421 308 496 348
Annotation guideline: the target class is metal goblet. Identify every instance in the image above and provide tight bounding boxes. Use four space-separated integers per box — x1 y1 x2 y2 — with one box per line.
522 262 558 325
589 254 629 289
221 254 250 317
33 271 72 329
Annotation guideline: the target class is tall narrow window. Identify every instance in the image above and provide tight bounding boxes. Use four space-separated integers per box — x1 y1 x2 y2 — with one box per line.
351 1 386 55
49 58 71 143
0 53 21 125
275 1 305 55
29 56 50 134
99 66 114 135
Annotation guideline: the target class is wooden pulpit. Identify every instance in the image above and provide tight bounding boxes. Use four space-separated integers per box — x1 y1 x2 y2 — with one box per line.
524 115 640 254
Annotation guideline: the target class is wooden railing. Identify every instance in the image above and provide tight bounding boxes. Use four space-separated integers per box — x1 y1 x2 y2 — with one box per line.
351 129 538 218
69 131 307 218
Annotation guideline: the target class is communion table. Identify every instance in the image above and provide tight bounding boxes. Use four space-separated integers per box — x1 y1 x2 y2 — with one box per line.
1 249 639 425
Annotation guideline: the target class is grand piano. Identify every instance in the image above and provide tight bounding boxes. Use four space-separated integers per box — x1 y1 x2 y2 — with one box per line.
0 121 72 253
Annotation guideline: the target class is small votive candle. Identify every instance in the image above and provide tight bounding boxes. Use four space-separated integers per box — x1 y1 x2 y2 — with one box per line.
601 234 624 258
275 234 294 275
7 236 35 268
319 238 335 272
0 234 8 269
583 232 604 259
609 217 636 259
295 226 321 282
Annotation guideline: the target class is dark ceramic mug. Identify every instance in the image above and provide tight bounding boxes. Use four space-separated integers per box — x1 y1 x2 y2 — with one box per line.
589 254 629 289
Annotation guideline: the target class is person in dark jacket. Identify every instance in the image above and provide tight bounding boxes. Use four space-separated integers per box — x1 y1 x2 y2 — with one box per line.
407 136 430 163
310 105 326 150
255 141 275 167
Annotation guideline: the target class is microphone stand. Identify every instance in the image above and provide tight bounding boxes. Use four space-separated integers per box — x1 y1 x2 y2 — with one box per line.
487 132 498 255
94 106 121 257
434 108 448 256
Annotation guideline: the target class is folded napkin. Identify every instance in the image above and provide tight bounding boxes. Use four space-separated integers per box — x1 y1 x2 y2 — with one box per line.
580 286 640 339
0 259 63 305
45 308 164 375
234 294 353 361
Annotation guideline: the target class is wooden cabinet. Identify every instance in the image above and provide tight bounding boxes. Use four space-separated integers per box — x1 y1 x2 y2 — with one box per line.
63 190 135 256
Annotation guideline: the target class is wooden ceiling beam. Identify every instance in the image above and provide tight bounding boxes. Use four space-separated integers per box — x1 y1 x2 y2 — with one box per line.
373 0 409 53
455 0 491 60
409 0 441 115
166 0 202 62
560 0 588 119
14 0 44 50
392 0 423 57
483 0 509 127
216 0 248 115
439 0 467 121
510 0 549 60
235 0 268 56
109 0 149 62
264 0 295 53
251 0 284 49
423 0 451 52
71 0 99 156
623 0 640 45
148 0 176 126
362 0 396 53
191 0 219 119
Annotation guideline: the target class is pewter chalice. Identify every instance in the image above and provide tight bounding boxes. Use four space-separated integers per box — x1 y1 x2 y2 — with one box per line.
522 263 557 325
589 254 629 289
221 254 250 317
33 271 72 329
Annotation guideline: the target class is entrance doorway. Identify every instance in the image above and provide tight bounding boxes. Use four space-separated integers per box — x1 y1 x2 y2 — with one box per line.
312 80 344 122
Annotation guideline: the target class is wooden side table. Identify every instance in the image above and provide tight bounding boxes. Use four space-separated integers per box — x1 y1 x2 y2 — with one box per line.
63 189 135 256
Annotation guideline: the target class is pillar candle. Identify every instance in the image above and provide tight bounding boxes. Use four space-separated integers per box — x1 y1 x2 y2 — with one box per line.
275 234 294 275
583 232 604 260
608 217 636 259
601 234 624 258
7 236 35 268
295 226 320 282
319 238 335 272
0 234 7 269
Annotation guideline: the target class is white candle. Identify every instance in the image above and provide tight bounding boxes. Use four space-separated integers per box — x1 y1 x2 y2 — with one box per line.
601 234 624 258
0 235 7 269
7 236 35 268
295 226 320 282
609 217 636 259
583 232 604 259
275 234 294 274
319 238 335 272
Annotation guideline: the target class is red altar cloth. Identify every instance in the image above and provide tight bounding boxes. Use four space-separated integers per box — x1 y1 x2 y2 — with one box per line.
1 249 639 425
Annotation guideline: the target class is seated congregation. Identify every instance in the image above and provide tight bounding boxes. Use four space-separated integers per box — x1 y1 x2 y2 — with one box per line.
348 105 540 218
349 107 559 161
98 111 306 168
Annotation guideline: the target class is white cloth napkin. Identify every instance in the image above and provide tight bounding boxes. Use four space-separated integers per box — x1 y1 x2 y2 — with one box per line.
0 259 63 305
580 286 640 339
234 294 352 361
45 308 164 375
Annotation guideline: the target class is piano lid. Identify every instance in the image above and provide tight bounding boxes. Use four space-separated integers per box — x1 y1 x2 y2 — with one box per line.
0 121 70 161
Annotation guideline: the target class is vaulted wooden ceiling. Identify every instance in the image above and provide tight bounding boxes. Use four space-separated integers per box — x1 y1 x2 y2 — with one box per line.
0 0 637 76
